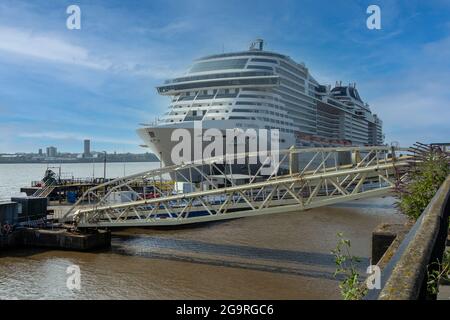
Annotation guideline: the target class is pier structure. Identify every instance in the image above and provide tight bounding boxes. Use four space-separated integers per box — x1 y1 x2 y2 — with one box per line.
21 175 173 204
62 145 412 228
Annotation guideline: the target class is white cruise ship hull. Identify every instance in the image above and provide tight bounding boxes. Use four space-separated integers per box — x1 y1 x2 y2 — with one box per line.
137 121 295 182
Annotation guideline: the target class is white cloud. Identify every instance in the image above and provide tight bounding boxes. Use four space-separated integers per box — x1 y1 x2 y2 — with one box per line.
0 25 185 79
423 36 450 60
373 91 449 126
133 20 193 37
105 61 186 79
369 70 450 145
0 25 111 69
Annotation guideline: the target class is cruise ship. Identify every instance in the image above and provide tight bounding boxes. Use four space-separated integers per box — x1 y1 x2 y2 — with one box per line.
137 39 384 173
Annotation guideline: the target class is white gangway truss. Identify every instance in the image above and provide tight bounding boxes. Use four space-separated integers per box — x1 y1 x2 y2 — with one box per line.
63 146 411 228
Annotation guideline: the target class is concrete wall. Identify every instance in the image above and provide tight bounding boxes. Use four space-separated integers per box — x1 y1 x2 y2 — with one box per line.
370 175 450 300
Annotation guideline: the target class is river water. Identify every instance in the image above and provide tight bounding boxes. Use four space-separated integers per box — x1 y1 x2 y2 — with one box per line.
0 163 407 299
0 162 160 200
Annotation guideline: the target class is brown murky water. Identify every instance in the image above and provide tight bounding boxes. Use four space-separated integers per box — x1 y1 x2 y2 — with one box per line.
0 196 406 300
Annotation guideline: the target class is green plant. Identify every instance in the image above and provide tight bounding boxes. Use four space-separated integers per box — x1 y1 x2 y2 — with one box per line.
397 145 449 221
332 232 367 300
427 251 450 296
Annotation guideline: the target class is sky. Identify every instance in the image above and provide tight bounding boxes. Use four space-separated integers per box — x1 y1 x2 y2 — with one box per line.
0 0 449 153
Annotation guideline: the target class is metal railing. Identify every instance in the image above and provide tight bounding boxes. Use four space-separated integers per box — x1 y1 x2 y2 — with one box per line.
31 181 56 198
30 177 112 187
61 146 412 228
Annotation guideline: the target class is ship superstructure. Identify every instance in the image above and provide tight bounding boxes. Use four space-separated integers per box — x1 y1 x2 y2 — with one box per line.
138 39 384 167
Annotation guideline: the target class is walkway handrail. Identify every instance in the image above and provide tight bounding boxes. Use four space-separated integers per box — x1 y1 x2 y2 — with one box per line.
368 174 450 300
74 161 407 215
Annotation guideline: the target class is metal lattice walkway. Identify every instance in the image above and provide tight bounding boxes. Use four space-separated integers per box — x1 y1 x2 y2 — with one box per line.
62 146 411 228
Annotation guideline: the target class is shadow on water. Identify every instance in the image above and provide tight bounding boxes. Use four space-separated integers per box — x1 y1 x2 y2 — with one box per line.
108 218 239 232
0 247 49 258
331 203 397 210
108 234 369 280
114 247 341 280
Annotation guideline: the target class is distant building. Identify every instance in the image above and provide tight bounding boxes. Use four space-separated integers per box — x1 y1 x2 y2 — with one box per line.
38 148 42 156
83 139 91 158
46 146 57 157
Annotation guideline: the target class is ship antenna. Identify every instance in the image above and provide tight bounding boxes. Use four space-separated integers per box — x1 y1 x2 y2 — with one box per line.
250 39 264 51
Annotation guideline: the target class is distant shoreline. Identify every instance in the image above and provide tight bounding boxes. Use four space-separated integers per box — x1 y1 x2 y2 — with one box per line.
0 160 160 164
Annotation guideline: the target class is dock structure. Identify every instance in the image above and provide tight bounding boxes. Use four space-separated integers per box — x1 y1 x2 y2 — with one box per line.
0 228 111 251
21 174 173 205
21 177 107 202
61 145 413 228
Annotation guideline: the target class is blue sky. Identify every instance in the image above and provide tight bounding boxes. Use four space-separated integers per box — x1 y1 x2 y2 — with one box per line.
0 0 449 153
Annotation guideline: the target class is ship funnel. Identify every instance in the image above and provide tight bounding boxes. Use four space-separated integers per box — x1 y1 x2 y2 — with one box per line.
250 39 264 51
